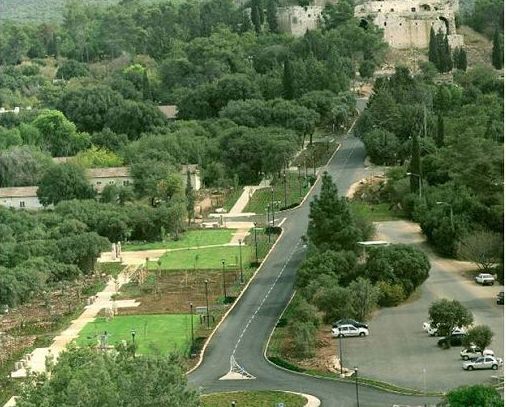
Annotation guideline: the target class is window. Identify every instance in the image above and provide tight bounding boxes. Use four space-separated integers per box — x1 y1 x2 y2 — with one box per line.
390 8 394 12
109 180 114 184
123 180 130 186
19 201 25 208
96 181 102 185
411 7 416 12
384 22 387 26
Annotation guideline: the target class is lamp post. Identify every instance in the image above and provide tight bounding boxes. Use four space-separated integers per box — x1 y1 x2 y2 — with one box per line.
354 366 360 407
436 201 454 231
283 171 287 208
270 187 275 226
238 239 243 284
204 279 210 329
131 329 136 346
265 206 271 243
221 259 227 301
253 222 259 264
406 172 422 199
339 334 343 376
190 302 194 352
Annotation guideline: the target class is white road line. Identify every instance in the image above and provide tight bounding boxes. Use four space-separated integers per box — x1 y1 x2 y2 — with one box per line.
231 241 301 356
278 217 287 227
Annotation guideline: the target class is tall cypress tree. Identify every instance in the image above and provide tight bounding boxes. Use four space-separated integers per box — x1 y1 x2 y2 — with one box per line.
266 0 278 33
282 58 295 100
185 170 195 225
428 27 438 67
240 10 253 33
458 48 467 71
492 27 503 69
409 132 422 196
251 0 262 34
435 114 445 148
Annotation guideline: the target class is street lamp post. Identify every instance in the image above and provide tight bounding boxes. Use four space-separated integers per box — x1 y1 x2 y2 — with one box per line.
270 187 275 226
436 201 454 231
339 334 343 376
131 329 136 346
406 172 422 199
204 279 210 329
253 223 259 264
221 259 227 300
265 206 271 243
238 239 243 284
354 367 360 407
190 302 194 352
283 172 287 208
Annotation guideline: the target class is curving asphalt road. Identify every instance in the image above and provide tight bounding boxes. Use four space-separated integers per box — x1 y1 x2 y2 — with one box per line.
188 101 441 406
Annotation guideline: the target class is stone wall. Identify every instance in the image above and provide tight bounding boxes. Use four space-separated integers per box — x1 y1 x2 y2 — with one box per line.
277 6 323 37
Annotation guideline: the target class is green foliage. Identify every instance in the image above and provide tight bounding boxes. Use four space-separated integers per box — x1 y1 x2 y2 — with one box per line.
362 129 399 165
17 347 200 407
428 28 453 73
266 0 278 33
364 244 430 296
348 277 379 321
457 231 503 273
289 320 317 358
282 58 295 100
72 146 123 168
37 163 96 206
376 281 406 307
444 385 502 407
463 325 494 351
359 60 376 78
492 27 503 69
428 299 474 338
464 0 504 38
453 47 467 71
55 59 90 80
0 146 53 187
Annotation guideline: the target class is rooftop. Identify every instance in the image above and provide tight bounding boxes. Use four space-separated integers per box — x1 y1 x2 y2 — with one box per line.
0 186 38 198
86 167 130 178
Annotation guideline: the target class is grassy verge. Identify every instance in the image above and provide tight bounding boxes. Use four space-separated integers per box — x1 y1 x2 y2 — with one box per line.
124 229 235 251
201 391 306 407
244 172 310 214
76 314 191 355
349 201 405 222
96 262 124 277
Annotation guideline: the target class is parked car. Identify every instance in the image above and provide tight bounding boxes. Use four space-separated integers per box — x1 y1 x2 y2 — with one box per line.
438 332 466 347
475 273 495 285
423 322 466 337
497 291 504 305
332 319 368 329
331 324 369 338
463 356 503 371
460 346 494 360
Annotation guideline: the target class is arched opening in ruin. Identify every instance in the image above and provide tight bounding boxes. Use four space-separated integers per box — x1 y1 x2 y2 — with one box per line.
420 4 431 11
359 18 369 29
439 16 450 33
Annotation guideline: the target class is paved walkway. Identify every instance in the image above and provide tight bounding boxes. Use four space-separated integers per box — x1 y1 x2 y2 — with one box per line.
228 179 271 215
10 266 139 379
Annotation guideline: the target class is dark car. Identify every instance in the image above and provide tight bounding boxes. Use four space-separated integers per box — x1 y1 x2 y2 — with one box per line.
438 332 466 348
332 319 368 329
497 291 504 305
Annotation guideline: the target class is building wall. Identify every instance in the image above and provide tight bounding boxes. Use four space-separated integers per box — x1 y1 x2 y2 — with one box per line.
0 196 42 210
355 0 463 49
278 6 322 37
89 176 132 192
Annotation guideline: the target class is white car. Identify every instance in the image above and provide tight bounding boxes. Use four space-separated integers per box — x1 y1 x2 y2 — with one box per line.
332 324 369 338
475 273 495 286
463 356 503 371
460 346 494 360
423 322 466 337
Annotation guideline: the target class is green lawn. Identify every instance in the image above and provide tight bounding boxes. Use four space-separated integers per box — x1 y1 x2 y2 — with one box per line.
149 245 251 270
201 391 306 407
349 201 405 222
123 229 235 251
222 188 243 212
76 314 190 355
244 172 309 214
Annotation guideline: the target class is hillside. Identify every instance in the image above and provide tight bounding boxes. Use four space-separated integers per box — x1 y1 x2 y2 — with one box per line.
0 0 157 23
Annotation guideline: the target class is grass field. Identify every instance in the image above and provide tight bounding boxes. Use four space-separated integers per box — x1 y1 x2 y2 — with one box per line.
222 188 243 212
76 314 191 355
149 245 251 270
123 229 235 251
349 201 405 222
201 391 306 407
244 172 309 214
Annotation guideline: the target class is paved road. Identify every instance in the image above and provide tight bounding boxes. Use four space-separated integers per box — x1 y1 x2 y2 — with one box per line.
188 107 440 406
338 221 504 392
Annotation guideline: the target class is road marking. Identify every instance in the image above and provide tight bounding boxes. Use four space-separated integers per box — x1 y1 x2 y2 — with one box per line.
278 217 287 227
232 240 301 356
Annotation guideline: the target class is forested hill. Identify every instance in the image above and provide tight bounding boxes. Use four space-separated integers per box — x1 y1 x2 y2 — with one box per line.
0 0 154 22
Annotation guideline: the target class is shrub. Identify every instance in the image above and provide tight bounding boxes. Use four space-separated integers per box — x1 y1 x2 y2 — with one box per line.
376 281 406 307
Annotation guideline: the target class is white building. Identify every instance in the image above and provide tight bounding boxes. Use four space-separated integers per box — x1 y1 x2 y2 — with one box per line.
86 167 132 193
0 187 42 210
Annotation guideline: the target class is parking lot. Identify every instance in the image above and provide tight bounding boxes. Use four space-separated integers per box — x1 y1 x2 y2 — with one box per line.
339 221 504 392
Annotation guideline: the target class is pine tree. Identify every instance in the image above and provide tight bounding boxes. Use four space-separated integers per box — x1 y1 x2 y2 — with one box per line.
251 0 262 34
266 0 278 33
435 114 445 148
458 48 467 71
409 132 422 196
185 170 195 225
442 34 453 72
434 30 453 73
492 27 503 69
428 27 438 67
240 10 253 33
282 58 295 100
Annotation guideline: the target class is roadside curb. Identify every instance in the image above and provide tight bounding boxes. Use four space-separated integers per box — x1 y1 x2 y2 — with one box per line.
200 390 321 407
186 227 286 375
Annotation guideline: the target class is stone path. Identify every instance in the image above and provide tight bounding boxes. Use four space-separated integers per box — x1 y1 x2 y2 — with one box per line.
10 265 139 379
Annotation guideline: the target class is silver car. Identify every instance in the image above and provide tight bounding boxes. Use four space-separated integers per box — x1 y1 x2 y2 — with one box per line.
463 356 503 371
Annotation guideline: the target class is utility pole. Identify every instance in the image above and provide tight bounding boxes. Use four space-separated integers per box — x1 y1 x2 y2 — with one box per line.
204 279 210 329
190 302 194 352
238 239 243 284
253 223 259 264
283 172 287 208
221 259 227 300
